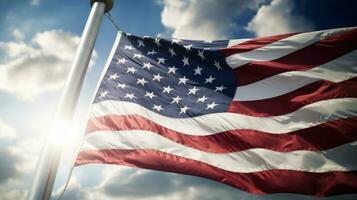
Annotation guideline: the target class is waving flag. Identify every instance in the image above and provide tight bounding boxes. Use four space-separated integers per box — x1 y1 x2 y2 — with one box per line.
76 27 357 196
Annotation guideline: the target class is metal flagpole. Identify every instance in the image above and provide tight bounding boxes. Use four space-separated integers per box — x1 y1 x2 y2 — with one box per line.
27 1 113 200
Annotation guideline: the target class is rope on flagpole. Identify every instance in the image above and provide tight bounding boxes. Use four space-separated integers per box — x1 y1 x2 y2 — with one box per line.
55 165 74 200
105 12 121 31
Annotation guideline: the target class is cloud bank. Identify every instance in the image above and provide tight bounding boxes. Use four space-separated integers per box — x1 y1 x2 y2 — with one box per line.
0 120 27 200
246 0 314 36
0 120 16 140
56 167 244 200
159 0 264 40
159 0 315 39
55 165 357 200
0 29 97 100
0 118 49 199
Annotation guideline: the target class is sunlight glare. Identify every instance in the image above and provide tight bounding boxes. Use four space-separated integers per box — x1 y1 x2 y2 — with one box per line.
49 120 78 146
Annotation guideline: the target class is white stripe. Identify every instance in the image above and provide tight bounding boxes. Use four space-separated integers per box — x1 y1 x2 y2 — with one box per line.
227 38 251 47
89 98 357 135
225 27 353 69
233 49 357 101
81 130 357 173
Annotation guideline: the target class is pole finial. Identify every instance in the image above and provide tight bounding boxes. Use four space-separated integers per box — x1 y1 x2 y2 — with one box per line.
90 0 113 12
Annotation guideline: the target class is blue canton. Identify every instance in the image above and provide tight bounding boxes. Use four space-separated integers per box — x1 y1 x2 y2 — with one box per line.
94 33 236 118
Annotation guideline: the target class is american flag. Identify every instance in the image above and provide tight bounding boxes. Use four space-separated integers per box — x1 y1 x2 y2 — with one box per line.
76 27 357 196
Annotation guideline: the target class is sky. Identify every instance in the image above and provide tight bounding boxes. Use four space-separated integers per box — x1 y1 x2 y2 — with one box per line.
0 0 357 199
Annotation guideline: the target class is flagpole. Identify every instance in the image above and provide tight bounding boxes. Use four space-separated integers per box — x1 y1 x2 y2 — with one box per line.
27 1 113 200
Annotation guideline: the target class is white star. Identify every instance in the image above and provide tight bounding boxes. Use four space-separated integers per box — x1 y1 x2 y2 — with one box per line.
162 85 174 94
142 62 153 70
179 105 189 114
133 53 144 59
168 48 176 57
154 38 161 47
193 66 203 75
197 50 205 60
117 58 128 64
171 96 182 104
178 76 189 85
171 38 182 44
137 40 145 47
168 66 178 74
136 78 148 86
214 60 222 70
188 86 199 95
197 96 208 103
99 90 108 98
147 49 157 55
206 102 218 110
184 44 192 51
204 75 215 83
116 83 127 89
108 73 119 80
182 56 189 66
124 45 134 50
125 93 136 100
153 104 164 112
126 67 137 74
157 57 166 64
215 85 227 92
153 73 163 82
145 91 156 99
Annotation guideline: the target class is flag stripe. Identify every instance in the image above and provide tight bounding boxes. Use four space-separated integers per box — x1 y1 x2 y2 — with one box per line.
226 38 251 47
232 49 357 101
229 78 357 117
231 28 357 86
222 32 298 56
86 115 357 152
225 27 354 69
90 98 357 135
75 149 357 196
80 130 357 173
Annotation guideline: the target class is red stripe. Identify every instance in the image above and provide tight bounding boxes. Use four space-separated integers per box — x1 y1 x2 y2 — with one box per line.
85 115 357 153
75 149 357 196
221 32 298 57
229 78 357 117
233 28 357 86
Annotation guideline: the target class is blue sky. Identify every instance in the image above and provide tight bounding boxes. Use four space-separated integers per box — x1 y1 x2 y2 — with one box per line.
0 0 357 199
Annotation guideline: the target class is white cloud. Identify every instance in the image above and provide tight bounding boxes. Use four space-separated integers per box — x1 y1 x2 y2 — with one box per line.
246 0 314 37
59 167 247 200
0 120 16 140
11 29 25 41
8 136 43 174
0 190 27 200
0 123 45 198
159 0 264 40
57 165 357 200
0 147 21 185
30 0 41 6
0 29 97 100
